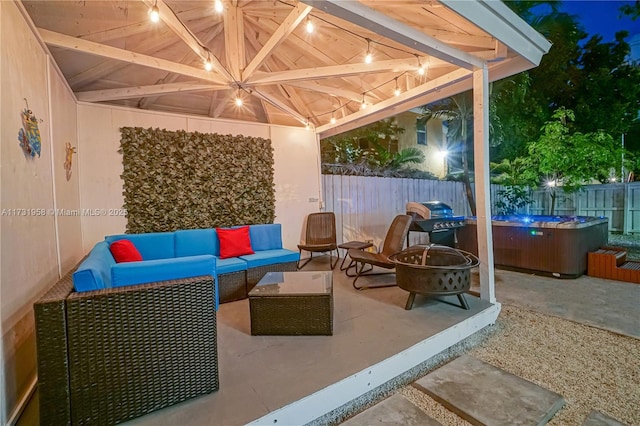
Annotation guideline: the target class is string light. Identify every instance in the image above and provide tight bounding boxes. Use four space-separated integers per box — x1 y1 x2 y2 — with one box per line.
330 113 336 124
417 55 426 75
360 93 367 109
149 1 160 23
214 0 224 13
364 38 372 64
234 90 243 107
394 77 401 97
305 119 311 130
204 52 213 71
305 17 314 34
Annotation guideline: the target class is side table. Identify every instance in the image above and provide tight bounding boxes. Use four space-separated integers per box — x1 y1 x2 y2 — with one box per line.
338 241 374 271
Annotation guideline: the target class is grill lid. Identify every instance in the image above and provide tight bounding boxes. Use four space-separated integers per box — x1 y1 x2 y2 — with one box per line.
406 201 453 219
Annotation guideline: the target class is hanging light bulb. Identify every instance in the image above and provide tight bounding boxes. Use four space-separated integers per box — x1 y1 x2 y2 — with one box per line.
305 120 311 130
417 56 426 75
364 39 372 64
214 0 224 13
149 2 160 23
234 90 243 107
361 93 367 109
305 17 314 34
330 113 336 124
394 77 401 97
204 53 213 71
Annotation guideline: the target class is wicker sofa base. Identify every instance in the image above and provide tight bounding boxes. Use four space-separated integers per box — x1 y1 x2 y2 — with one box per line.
219 270 248 303
34 271 219 425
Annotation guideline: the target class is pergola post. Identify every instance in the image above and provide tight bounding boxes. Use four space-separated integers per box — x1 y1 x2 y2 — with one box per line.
473 65 496 303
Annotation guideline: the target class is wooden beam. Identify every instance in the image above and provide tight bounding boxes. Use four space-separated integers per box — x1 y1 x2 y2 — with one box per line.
70 19 217 88
213 90 235 118
139 23 224 108
224 4 245 81
317 68 471 135
39 28 229 85
76 81 227 102
421 28 495 50
251 89 308 124
472 65 496 303
301 0 485 69
242 4 312 80
246 57 437 85
439 0 551 66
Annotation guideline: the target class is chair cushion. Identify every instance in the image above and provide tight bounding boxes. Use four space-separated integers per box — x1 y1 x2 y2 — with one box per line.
109 239 143 263
248 224 283 251
105 232 175 260
73 241 116 291
175 229 220 257
217 226 254 259
216 256 248 274
239 249 299 268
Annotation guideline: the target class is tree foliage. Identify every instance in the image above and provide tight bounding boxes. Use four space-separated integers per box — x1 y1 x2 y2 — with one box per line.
520 108 626 214
320 118 430 178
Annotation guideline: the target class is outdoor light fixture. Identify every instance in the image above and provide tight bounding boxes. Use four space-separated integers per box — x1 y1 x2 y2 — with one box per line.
305 119 311 130
305 17 314 34
214 0 224 13
234 90 243 107
204 52 213 71
417 56 426 75
361 93 367 109
330 113 336 124
149 2 160 23
364 39 372 64
394 77 401 97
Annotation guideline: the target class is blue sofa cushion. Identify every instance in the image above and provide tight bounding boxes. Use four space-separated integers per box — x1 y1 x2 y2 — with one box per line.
248 224 283 251
175 229 220 257
111 255 219 309
239 249 299 268
105 232 175 260
216 256 247 275
73 241 116 291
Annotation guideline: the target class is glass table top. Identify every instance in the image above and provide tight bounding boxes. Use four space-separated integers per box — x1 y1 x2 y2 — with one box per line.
249 271 333 296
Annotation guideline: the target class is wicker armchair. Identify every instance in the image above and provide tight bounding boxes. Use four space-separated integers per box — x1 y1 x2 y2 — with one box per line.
347 214 412 290
34 270 219 425
297 212 339 269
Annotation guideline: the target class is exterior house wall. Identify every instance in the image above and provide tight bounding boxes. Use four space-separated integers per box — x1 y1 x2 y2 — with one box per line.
394 111 447 178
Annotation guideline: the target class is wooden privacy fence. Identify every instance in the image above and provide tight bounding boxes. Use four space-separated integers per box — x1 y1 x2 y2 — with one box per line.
322 175 504 249
529 182 640 233
322 177 640 248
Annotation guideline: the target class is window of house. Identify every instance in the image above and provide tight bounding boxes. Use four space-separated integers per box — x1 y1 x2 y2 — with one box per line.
416 119 427 145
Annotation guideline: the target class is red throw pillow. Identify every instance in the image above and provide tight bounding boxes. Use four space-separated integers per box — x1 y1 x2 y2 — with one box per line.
217 226 254 259
109 239 143 263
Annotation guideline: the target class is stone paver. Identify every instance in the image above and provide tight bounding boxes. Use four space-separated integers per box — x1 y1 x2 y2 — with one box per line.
414 355 565 426
341 394 442 426
582 410 628 426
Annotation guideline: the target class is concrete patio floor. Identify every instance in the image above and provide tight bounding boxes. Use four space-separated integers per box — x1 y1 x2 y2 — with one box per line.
17 256 638 425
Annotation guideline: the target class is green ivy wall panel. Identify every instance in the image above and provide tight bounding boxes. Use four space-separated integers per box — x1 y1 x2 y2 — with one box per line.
120 127 275 232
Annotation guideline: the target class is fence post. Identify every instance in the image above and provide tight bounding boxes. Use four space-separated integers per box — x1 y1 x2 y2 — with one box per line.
624 183 631 235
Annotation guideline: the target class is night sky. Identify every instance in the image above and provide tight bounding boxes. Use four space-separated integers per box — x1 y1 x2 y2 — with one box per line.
559 1 640 43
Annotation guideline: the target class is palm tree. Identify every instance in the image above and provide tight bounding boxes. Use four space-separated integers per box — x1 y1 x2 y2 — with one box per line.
420 93 476 215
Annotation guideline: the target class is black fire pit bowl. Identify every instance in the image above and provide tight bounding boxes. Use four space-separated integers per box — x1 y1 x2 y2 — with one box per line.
390 244 480 310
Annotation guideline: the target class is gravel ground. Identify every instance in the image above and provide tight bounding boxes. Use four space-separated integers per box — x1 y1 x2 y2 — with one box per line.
608 232 640 259
399 305 640 426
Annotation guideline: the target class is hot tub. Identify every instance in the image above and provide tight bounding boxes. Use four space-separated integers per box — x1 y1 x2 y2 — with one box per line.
457 215 608 278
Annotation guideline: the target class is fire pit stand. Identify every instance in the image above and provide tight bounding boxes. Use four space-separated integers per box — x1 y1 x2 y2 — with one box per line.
390 244 480 310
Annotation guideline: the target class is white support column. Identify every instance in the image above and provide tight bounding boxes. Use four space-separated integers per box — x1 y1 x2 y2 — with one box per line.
473 66 496 303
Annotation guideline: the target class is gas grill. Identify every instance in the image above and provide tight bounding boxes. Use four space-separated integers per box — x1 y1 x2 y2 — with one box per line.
406 201 465 247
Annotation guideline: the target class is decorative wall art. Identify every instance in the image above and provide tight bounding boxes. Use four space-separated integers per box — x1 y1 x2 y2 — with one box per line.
119 127 276 233
64 142 77 181
17 98 43 158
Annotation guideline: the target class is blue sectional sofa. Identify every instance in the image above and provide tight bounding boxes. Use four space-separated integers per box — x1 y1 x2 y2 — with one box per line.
73 223 300 305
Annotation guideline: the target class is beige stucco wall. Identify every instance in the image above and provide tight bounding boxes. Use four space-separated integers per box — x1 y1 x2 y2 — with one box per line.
1 1 82 422
395 111 447 178
77 104 321 252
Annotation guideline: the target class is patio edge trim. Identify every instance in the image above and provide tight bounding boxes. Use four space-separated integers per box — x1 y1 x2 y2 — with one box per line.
246 302 502 425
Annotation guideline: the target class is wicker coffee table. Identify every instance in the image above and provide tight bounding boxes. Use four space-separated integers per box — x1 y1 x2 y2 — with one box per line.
249 271 333 336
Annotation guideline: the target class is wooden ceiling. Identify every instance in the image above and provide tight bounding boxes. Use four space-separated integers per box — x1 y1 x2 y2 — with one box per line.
21 0 548 132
